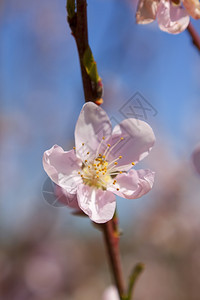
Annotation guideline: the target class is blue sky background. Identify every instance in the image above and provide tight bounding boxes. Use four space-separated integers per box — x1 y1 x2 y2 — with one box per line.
1 0 200 235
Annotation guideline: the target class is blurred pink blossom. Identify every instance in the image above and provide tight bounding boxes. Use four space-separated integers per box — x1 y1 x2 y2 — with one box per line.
43 102 155 223
136 0 200 34
102 286 120 300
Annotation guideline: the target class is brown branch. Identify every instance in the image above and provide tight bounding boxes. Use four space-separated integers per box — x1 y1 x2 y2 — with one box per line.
102 218 125 298
67 1 125 298
187 22 200 52
67 0 103 103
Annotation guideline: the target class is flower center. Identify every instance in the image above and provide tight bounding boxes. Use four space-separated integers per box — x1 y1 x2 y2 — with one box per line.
74 137 135 191
81 156 111 189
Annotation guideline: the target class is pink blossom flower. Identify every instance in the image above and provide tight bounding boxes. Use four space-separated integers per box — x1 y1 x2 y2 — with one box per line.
191 143 200 175
136 0 200 34
102 286 120 300
43 102 155 223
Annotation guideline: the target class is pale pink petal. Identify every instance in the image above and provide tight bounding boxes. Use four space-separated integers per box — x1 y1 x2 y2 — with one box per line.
191 143 200 175
43 145 82 194
106 118 155 171
157 0 190 34
75 102 112 161
54 185 80 209
77 184 116 223
136 0 159 24
182 0 200 19
108 169 155 199
102 286 120 300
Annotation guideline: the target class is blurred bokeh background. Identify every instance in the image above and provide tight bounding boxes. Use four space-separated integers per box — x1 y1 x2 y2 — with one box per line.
1 0 200 299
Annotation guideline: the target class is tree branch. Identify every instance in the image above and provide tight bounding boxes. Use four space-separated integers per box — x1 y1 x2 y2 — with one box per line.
67 1 125 298
67 0 103 103
102 217 125 299
187 22 200 53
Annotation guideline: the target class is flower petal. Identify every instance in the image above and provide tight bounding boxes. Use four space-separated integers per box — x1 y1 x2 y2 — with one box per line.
182 0 200 19
106 118 155 171
75 102 112 161
43 145 82 194
54 185 80 209
136 0 159 24
157 0 190 34
191 143 200 175
77 184 116 223
108 169 155 199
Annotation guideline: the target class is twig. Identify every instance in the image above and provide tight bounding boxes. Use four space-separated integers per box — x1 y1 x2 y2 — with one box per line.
67 1 125 298
102 218 125 298
67 0 103 103
187 22 200 52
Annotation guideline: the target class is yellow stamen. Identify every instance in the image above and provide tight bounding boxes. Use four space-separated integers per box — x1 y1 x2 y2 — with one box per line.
132 162 135 165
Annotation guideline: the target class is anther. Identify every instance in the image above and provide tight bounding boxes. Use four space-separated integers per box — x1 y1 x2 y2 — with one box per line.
85 160 87 163
82 143 85 146
114 162 118 165
119 156 122 159
102 136 105 140
132 162 135 165
73 147 76 150
119 171 122 174
87 152 90 155
120 137 124 140
116 188 119 191
107 144 111 147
